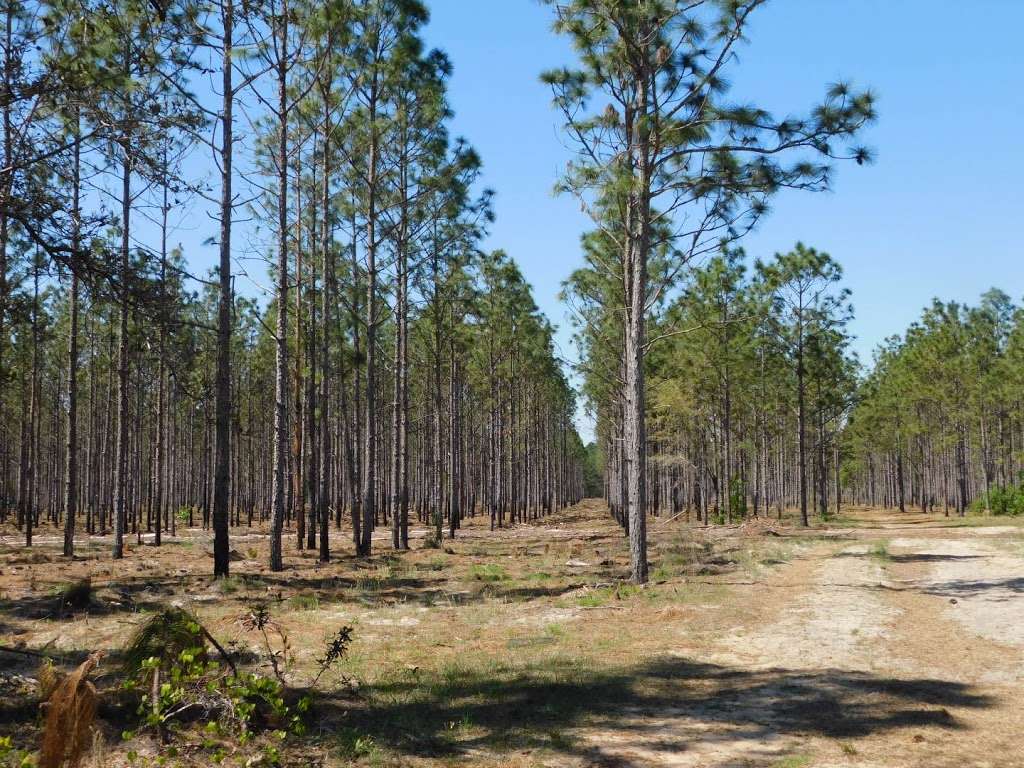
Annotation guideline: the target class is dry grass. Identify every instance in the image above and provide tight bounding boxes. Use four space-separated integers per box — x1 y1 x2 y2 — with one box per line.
2 503 1019 766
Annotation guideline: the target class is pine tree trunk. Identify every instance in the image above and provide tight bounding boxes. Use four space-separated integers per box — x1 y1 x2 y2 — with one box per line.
112 151 131 559
63 121 81 558
269 1 290 572
212 0 234 578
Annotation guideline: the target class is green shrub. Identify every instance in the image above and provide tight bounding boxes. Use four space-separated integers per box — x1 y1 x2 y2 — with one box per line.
977 483 1024 516
122 608 312 752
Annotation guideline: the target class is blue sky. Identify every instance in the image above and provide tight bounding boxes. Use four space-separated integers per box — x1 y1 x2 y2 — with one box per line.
419 0 1024 438
160 1 1022 441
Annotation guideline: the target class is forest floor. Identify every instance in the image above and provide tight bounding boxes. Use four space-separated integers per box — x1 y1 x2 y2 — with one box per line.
2 502 1024 768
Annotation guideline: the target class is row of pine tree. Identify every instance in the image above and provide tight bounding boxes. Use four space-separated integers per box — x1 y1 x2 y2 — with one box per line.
0 0 586 574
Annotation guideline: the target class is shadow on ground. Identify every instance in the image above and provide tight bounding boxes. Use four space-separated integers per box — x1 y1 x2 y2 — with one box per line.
324 654 994 765
923 577 1024 600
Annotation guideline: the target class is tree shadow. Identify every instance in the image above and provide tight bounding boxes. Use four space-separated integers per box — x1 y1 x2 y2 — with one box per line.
833 551 983 564
888 553 984 564
0 591 166 621
923 577 1024 600
320 655 994 764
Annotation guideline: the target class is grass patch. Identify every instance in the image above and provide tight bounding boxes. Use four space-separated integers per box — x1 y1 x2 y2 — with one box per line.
288 593 320 611
335 728 384 764
771 756 812 768
416 556 448 572
469 563 509 582
576 583 641 607
545 623 567 639
215 576 242 594
506 634 558 650
868 541 892 562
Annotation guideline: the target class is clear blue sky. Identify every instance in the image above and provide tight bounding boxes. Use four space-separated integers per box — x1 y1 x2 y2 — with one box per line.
419 0 1024 439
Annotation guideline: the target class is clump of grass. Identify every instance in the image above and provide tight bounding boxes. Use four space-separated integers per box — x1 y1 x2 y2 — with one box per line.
650 564 673 582
868 541 892 562
525 571 553 582
336 729 382 762
356 576 383 593
469 563 508 582
121 607 207 679
215 576 242 594
577 592 607 608
289 593 320 612
771 756 812 768
55 578 92 610
576 583 641 607
661 538 713 574
544 623 567 639
416 556 447 572
506 635 558 650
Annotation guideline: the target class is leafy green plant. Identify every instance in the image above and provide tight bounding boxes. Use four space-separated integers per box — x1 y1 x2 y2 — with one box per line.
973 483 1024 516
0 735 33 768
121 608 309 754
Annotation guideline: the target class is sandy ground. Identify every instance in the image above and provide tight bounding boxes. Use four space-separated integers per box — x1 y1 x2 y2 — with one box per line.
569 510 1024 768
3 506 1024 768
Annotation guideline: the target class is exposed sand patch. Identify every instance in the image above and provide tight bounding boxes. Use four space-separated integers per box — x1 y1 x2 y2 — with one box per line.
889 537 1024 654
717 543 899 672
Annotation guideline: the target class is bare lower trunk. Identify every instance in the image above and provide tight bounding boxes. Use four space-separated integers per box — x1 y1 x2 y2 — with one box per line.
112 152 131 560
63 123 81 558
212 0 234 578
269 2 290 572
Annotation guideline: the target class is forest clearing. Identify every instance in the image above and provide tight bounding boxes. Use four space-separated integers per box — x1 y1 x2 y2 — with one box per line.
3 502 1024 767
2 0 1023 765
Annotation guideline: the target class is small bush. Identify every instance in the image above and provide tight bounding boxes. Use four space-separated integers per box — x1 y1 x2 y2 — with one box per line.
122 608 309 752
122 608 209 681
974 483 1024 516
729 477 748 519
55 578 92 610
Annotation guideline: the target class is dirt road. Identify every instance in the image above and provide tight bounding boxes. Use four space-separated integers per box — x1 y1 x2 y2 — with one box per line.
574 509 1024 768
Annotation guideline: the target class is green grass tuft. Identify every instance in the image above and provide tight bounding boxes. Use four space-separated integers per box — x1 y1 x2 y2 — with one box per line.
469 563 509 582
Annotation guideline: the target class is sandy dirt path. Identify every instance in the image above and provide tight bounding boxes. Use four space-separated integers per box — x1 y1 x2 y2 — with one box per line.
571 511 1024 768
